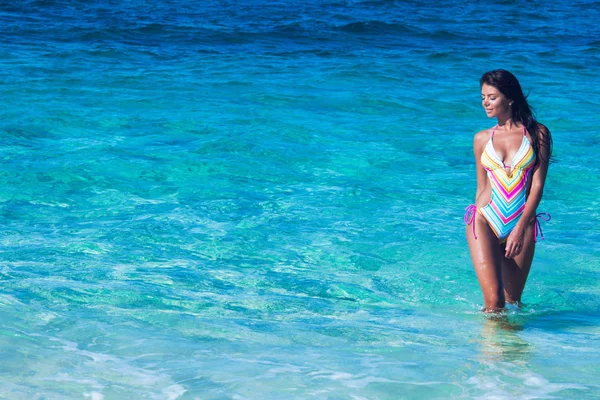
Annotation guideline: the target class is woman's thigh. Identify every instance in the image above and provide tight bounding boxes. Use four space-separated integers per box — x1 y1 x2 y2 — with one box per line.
467 213 504 296
501 220 536 303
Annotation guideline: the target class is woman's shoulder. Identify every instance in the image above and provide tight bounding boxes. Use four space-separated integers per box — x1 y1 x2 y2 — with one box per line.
536 122 550 136
473 127 493 145
472 127 493 153
528 122 551 142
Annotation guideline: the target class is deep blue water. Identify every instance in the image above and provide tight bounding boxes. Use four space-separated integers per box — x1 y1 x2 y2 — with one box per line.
1 0 599 398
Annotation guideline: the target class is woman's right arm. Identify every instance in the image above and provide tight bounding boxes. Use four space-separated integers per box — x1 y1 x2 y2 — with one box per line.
473 130 489 202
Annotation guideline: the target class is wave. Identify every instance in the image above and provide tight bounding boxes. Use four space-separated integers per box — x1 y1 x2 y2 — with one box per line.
1 0 596 58
336 20 417 35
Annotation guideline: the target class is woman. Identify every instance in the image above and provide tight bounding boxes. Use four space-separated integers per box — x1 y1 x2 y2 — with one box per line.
465 69 552 312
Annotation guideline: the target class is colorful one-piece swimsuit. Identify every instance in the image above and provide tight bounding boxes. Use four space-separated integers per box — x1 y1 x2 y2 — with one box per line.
464 125 550 243
478 126 536 242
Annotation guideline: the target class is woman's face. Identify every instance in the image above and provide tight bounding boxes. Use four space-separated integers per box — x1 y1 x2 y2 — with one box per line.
481 83 512 118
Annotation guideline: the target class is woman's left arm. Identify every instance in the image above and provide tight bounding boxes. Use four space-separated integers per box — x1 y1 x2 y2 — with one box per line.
504 124 551 258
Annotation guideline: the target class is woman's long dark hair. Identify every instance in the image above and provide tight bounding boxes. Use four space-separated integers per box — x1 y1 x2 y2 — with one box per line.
480 69 553 166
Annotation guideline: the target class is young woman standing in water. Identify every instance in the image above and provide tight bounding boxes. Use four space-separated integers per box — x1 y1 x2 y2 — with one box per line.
465 69 553 312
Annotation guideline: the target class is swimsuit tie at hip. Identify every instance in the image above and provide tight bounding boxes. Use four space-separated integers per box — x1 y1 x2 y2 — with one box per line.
534 212 551 243
464 204 477 239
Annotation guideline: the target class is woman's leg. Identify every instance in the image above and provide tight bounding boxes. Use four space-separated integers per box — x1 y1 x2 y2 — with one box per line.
466 212 505 311
501 220 536 304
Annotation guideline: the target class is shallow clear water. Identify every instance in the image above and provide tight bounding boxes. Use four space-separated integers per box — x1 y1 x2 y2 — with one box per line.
1 0 599 398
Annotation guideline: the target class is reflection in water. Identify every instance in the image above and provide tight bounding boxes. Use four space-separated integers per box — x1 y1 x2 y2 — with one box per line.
478 313 531 364
464 311 591 398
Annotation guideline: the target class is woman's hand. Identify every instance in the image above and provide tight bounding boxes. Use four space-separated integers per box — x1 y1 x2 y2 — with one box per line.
505 227 525 259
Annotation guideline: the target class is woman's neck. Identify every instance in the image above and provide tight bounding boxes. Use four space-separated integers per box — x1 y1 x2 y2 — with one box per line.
496 116 518 131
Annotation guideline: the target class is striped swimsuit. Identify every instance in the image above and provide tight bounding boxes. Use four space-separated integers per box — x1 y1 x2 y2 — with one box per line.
479 126 536 241
465 125 550 243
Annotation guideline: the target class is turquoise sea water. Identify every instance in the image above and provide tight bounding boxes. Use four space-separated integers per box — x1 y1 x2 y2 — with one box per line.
1 0 599 398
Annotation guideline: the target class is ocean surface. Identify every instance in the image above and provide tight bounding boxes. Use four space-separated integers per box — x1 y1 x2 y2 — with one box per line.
1 0 599 398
